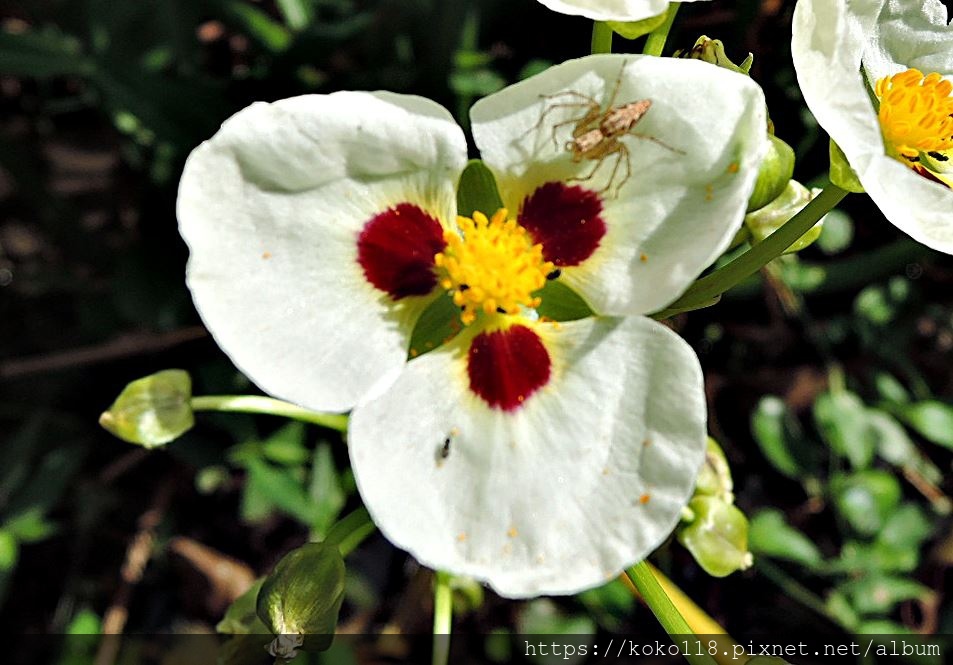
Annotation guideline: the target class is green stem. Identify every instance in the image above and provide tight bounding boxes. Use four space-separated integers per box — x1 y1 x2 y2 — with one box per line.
591 21 613 54
324 507 374 556
659 184 848 316
642 3 680 57
190 395 348 431
432 571 453 665
626 563 719 665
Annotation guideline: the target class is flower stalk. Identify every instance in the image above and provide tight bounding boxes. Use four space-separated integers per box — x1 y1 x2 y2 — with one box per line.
591 21 613 54
432 571 453 665
642 3 679 57
659 183 848 316
190 395 348 431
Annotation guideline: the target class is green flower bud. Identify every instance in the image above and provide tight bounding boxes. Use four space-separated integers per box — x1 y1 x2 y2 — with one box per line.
677 36 753 76
829 140 865 193
694 437 734 503
99 369 194 448
747 134 795 212
256 542 346 658
745 179 824 254
678 496 753 578
607 10 669 41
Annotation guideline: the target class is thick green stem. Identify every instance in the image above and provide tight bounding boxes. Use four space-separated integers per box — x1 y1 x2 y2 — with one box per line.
432 571 453 665
324 507 374 556
190 395 348 431
591 21 613 54
659 184 849 316
626 563 719 665
642 3 680 57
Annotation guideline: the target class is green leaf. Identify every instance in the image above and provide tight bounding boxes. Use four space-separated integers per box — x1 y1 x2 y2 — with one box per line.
243 457 316 526
831 470 902 537
214 0 292 53
751 396 803 479
747 134 795 212
261 422 310 466
217 578 268 634
456 159 503 218
309 443 345 538
99 369 194 448
829 140 865 193
577 579 635 632
878 503 933 550
0 27 93 78
874 372 911 405
450 68 506 97
678 496 752 577
813 390 876 469
816 209 854 255
257 542 346 655
276 0 314 30
748 509 823 568
867 410 943 486
839 575 931 616
2 508 56 543
0 530 17 571
518 598 596 638
833 539 919 574
897 400 953 450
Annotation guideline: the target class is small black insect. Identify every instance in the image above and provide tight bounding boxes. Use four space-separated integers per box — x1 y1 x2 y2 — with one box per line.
440 437 451 459
546 268 562 280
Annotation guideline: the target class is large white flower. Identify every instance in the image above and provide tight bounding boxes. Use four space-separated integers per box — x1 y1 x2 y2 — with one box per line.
177 54 766 597
792 0 953 253
536 0 709 23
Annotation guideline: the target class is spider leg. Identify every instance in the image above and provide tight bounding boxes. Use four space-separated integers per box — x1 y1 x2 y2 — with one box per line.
609 144 632 199
566 150 609 185
629 131 686 155
526 100 597 144
604 60 628 110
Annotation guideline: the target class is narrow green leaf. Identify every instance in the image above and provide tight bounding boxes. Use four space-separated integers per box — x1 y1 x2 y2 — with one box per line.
309 443 345 538
898 400 953 450
748 509 823 569
751 396 802 478
0 28 92 78
813 390 876 469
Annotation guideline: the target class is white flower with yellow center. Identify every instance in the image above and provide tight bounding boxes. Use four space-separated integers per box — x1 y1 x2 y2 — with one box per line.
536 0 709 22
792 0 953 252
178 54 766 597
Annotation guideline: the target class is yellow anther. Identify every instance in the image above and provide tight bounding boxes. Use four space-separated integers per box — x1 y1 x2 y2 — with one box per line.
875 69 953 162
433 209 554 325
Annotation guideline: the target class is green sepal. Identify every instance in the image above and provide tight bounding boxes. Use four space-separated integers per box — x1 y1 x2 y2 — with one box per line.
747 134 795 212
534 280 595 322
408 293 463 359
678 496 753 578
98 369 194 448
677 35 753 75
829 140 865 193
256 542 346 657
606 9 669 40
457 159 503 218
217 578 268 635
694 437 734 503
745 180 824 254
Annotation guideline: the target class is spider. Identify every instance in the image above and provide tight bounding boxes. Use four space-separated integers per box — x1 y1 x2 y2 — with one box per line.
530 62 684 197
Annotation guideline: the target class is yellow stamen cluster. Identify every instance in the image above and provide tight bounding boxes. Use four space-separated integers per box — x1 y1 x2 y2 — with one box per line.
875 68 953 161
434 209 553 325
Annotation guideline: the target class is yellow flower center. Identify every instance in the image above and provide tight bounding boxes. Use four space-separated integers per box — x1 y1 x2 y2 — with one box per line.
434 209 554 325
875 68 953 161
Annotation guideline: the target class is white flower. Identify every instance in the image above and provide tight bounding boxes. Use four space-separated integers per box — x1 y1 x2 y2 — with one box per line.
792 0 953 253
536 0 709 22
177 54 766 597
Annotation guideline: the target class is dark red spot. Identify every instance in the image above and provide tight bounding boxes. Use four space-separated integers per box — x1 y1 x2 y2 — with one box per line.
357 204 446 299
467 325 551 411
518 182 606 266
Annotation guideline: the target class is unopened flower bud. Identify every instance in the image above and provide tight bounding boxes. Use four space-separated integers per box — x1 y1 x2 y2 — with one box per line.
678 496 753 578
98 369 194 448
746 179 824 253
694 437 734 503
256 542 346 656
748 134 795 212
677 36 753 76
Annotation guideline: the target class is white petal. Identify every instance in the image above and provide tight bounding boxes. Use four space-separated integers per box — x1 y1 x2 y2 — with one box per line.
471 54 767 316
178 92 467 413
536 0 706 23
793 0 953 254
349 316 707 598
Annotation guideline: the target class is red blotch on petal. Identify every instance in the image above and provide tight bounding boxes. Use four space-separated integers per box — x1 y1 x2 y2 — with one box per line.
357 203 445 299
467 325 551 411
518 182 605 266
